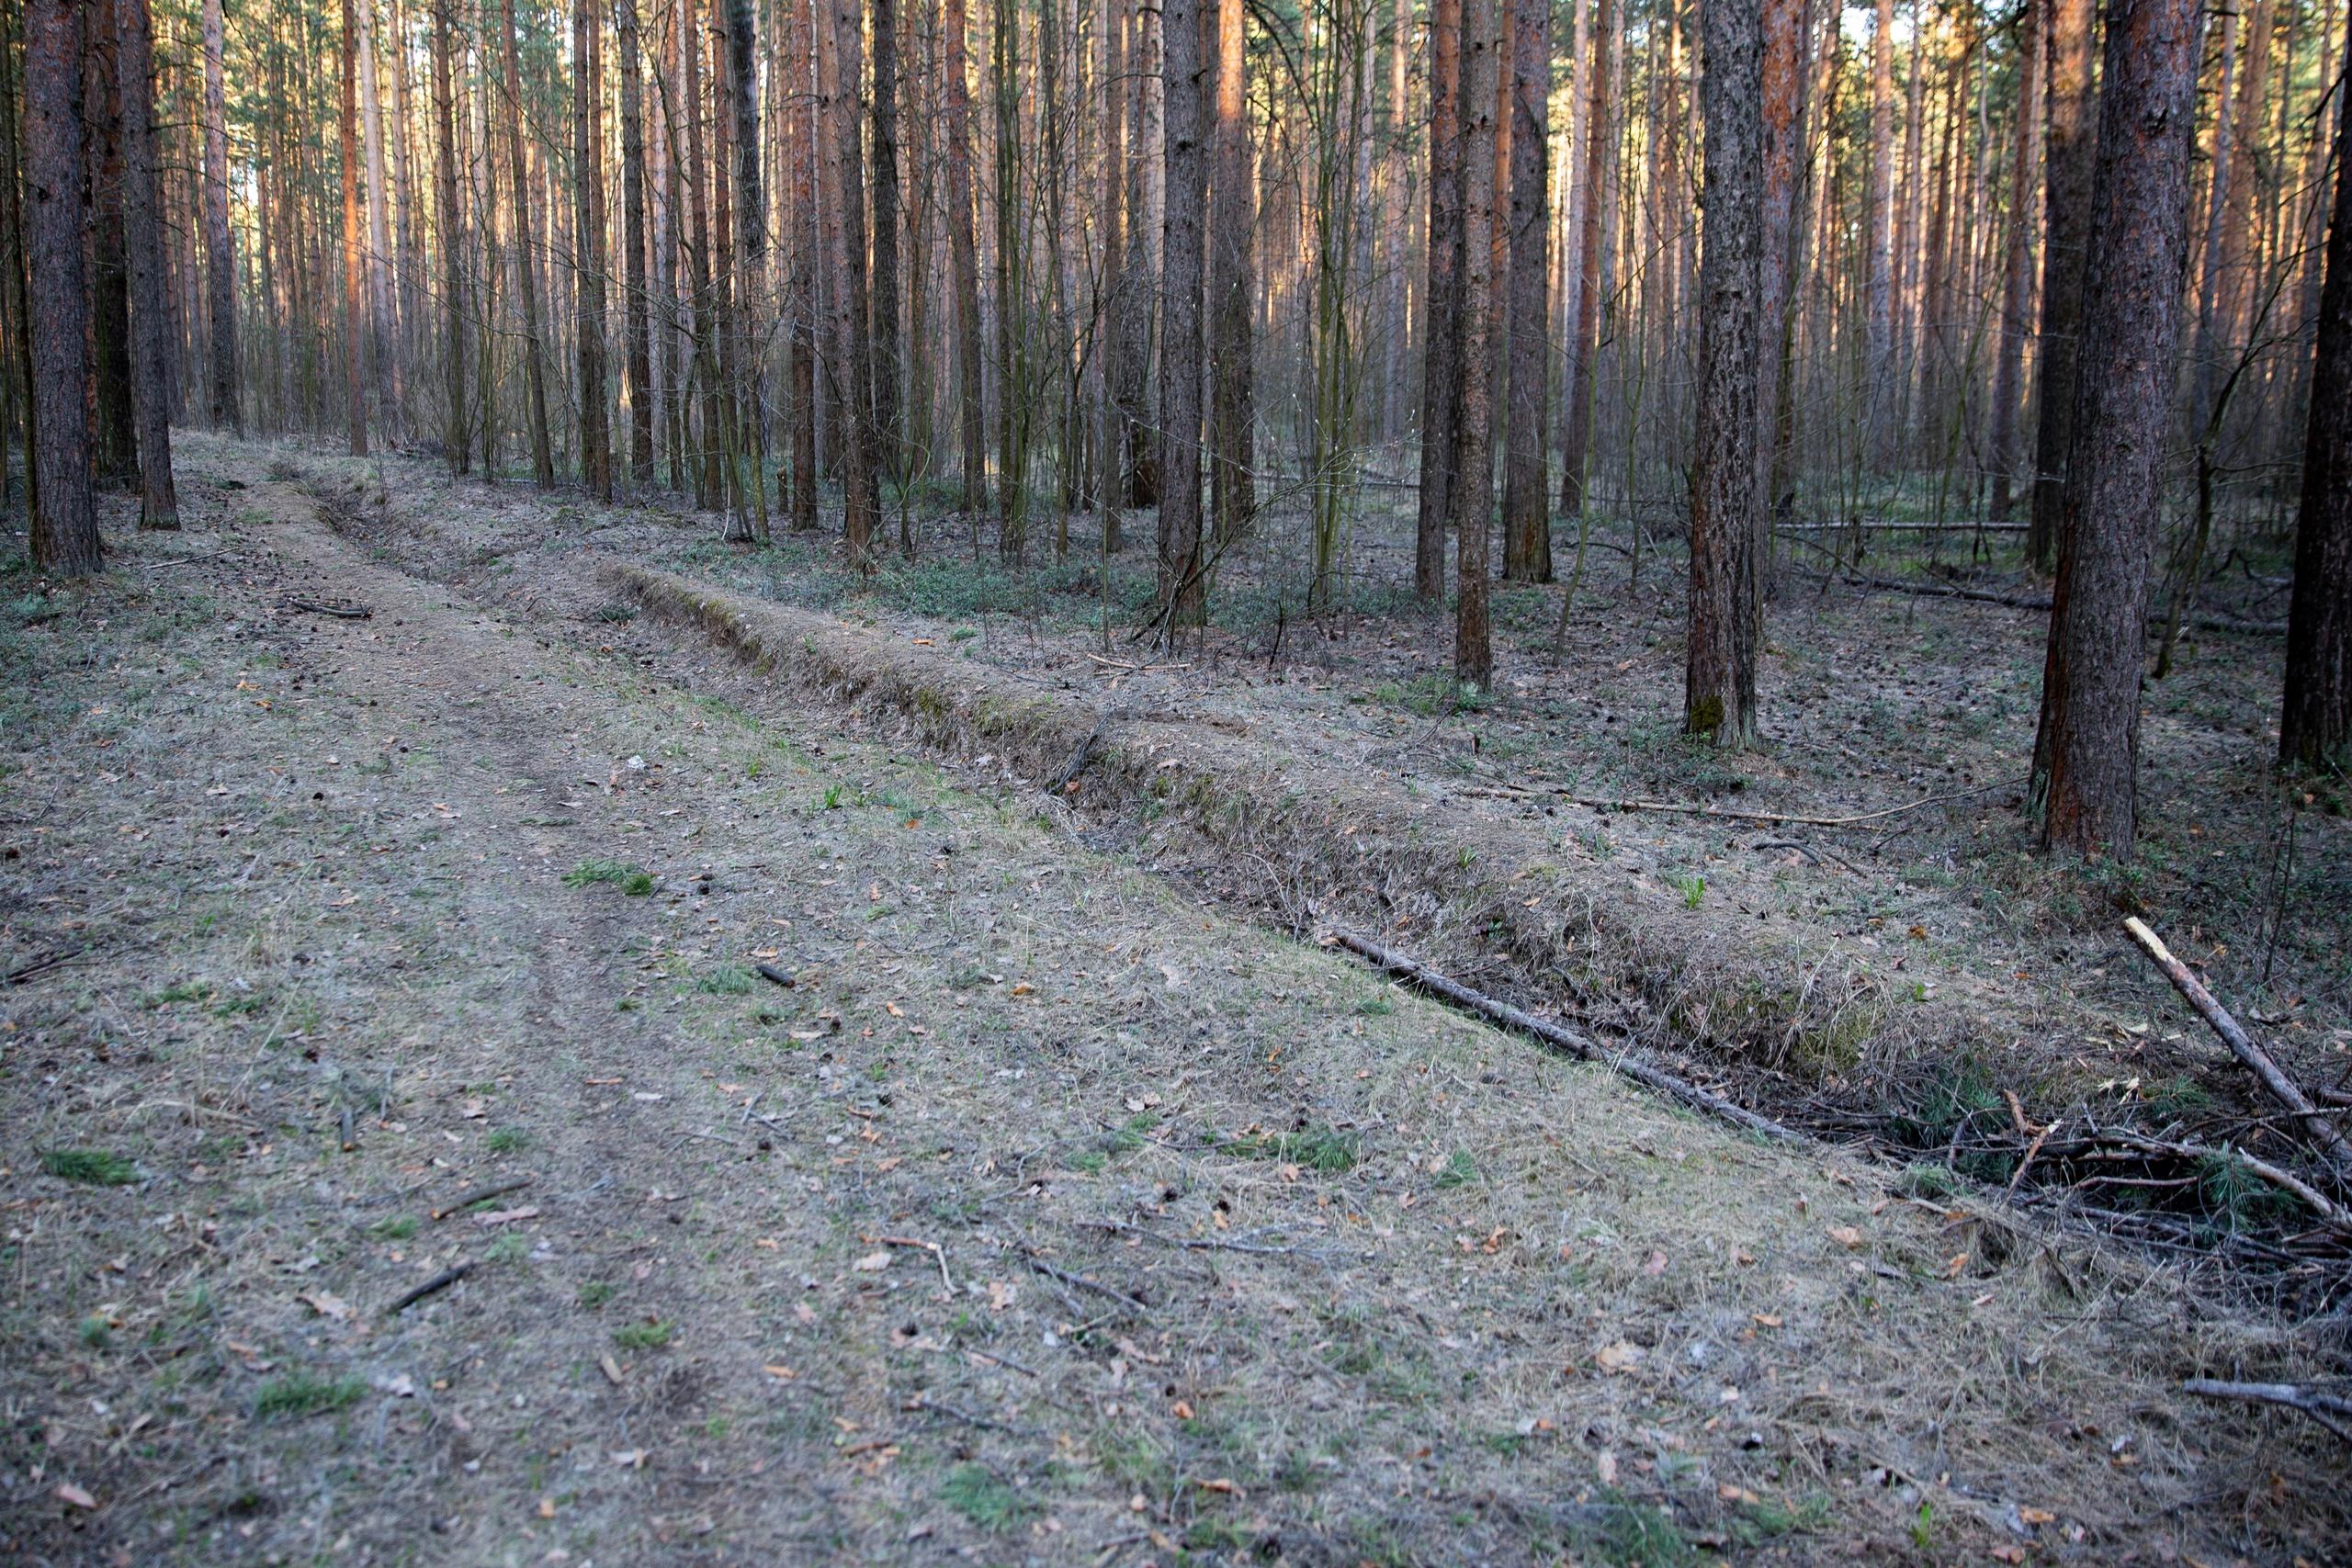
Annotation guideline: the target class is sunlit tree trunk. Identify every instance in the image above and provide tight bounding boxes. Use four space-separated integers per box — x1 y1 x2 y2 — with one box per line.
1558 0 1611 520
617 0 655 487
2032 0 2199 857
1415 0 1461 604
1208 0 1253 547
342 0 371 454
1864 0 1894 468
574 0 612 498
871 0 903 485
1987 0 2040 519
501 0 554 481
1498 0 1549 582
944 0 988 514
1451 0 1498 685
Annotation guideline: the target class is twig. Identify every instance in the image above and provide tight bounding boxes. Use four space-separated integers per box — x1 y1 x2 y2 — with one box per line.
1021 1252 1150 1315
904 1393 1036 1436
880 1235 956 1295
754 963 796 988
2181 1379 2352 1447
1077 1217 1299 1256
1047 716 1107 794
431 1176 537 1221
2123 917 2352 1179
965 1347 1040 1378
140 548 241 570
1557 775 2025 830
5 949 89 986
385 1261 474 1314
1326 926 1794 1142
2075 1128 2348 1231
679 1128 752 1150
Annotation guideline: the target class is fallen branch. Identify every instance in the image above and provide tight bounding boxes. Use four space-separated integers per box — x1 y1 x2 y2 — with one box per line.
385 1261 474 1314
2123 918 2352 1179
1077 1217 1300 1256
1021 1251 1150 1315
1557 775 2024 830
5 948 89 986
2075 1129 2348 1231
2181 1379 2352 1447
754 962 796 988
277 595 374 620
1795 569 2283 634
431 1175 537 1221
1326 926 1794 1142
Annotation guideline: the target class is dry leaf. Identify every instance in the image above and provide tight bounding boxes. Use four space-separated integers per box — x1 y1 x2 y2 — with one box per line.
854 1250 892 1272
1827 1225 1864 1250
1595 1340 1645 1372
56 1483 96 1510
475 1205 539 1227
599 1353 626 1386
298 1290 354 1320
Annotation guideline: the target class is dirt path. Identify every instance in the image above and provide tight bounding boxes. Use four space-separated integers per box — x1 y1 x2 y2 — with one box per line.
2 438 2340 1564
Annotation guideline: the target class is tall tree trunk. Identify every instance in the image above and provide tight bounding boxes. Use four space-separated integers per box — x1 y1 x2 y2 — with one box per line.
1558 0 1611 519
826 0 879 561
943 0 987 514
2 0 33 513
2031 0 2199 857
1864 0 1894 468
726 0 767 533
1416 0 1462 603
431 0 469 471
1115 0 1159 507
341 0 371 454
26 0 99 573
574 0 612 498
1987 0 2040 518
1159 0 1207 632
360 0 400 433
2279 9 2352 767
1757 0 1802 541
1095 0 1125 547
1451 0 1498 685
788 0 819 527
1208 0 1253 547
870 0 902 485
2026 0 2095 570
85 0 140 490
1688 0 1762 744
201 0 240 434
118 0 176 527
502 0 555 482
1498 0 1549 581
617 0 655 486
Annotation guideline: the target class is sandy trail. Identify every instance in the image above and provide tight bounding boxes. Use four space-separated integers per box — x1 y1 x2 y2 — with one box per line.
0 437 2338 1564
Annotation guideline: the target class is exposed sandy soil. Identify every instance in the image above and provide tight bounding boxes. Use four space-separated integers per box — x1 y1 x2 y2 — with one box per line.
1 434 2344 1565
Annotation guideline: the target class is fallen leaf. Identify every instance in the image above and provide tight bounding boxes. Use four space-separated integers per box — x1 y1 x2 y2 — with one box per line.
298 1290 354 1320
475 1205 539 1227
1595 1340 1645 1372
1751 1313 1783 1329
854 1251 892 1272
599 1353 626 1386
1827 1225 1864 1250
1194 1477 1238 1495
56 1483 96 1510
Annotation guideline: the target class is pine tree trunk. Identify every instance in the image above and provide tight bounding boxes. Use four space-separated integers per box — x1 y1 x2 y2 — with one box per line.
943 0 987 515
1757 0 1802 538
2031 0 2199 857
86 0 140 491
431 0 469 471
1558 0 1611 519
2279 10 2352 768
118 0 177 527
1987 0 2040 518
1864 0 1894 469
360 0 400 434
1095 0 1125 548
870 0 902 484
502 0 554 482
1416 0 1462 604
1 1 33 514
1498 0 1549 581
1687 0 1762 744
2027 0 2094 570
1114 0 1159 507
726 0 767 533
574 0 612 498
25 0 99 573
1450 0 1498 685
617 0 655 486
1207 0 1253 547
201 0 240 434
788 0 819 527
341 0 371 454
826 0 880 561
1159 0 1207 632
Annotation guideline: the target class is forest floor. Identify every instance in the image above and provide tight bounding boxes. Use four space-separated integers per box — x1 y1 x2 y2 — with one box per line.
0 433 2346 1566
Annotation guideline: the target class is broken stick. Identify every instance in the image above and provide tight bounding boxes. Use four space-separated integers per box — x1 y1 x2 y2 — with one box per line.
2181 1379 2352 1448
2123 918 2352 1179
1327 926 1794 1143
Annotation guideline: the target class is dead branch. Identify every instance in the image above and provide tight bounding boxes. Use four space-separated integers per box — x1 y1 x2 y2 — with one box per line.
1326 925 1794 1142
1558 775 2025 830
1077 1217 1301 1256
1021 1251 1149 1315
385 1261 475 1314
277 595 375 619
430 1175 537 1221
2180 1379 2352 1447
2075 1128 2348 1231
754 962 796 988
2123 918 2352 1179
880 1235 956 1295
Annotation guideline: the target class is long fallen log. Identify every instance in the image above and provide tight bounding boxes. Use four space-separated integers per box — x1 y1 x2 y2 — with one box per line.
2123 918 2352 1179
1326 926 1794 1143
1792 568 2285 635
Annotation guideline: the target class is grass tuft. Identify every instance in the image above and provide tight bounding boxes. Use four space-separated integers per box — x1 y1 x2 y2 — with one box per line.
253 1373 368 1420
41 1147 141 1186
